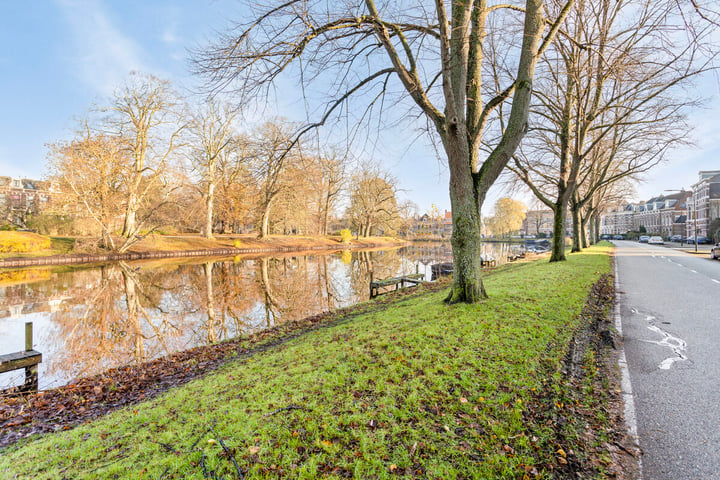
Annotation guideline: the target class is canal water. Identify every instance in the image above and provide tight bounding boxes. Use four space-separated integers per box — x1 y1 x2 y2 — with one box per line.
0 242 517 391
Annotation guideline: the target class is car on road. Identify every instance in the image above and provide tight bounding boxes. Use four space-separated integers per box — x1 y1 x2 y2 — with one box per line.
711 244 720 260
687 235 712 245
648 236 664 245
697 236 712 244
613 234 624 240
639 235 650 243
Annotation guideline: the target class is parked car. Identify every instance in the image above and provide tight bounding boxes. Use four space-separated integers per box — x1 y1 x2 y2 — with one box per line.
670 234 683 242
687 235 712 245
648 236 664 245
711 244 720 260
613 234 624 240
639 235 650 243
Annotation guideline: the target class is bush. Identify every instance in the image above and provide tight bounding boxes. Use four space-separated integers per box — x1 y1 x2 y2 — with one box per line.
0 232 52 253
339 228 352 243
27 214 74 236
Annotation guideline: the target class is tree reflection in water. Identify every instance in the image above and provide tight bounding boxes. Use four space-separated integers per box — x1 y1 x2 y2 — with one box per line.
0 243 514 389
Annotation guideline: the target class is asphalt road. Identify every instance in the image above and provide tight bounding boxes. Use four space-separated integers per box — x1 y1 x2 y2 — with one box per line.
614 240 720 479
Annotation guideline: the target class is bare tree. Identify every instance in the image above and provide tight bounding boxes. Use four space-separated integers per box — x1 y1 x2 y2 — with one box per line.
195 0 573 303
510 0 715 261
304 149 346 236
251 120 301 238
347 162 402 237
47 128 126 250
215 133 257 234
104 72 185 242
188 101 239 239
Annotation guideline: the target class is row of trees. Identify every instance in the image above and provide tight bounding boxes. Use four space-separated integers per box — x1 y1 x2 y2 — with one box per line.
43 74 408 252
40 0 719 303
194 0 718 302
508 0 717 261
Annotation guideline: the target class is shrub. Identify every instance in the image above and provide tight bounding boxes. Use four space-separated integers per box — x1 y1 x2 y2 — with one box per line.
27 214 74 236
339 228 352 243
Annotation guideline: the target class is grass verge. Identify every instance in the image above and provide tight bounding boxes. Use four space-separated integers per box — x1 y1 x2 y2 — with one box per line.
0 244 615 479
1 234 405 260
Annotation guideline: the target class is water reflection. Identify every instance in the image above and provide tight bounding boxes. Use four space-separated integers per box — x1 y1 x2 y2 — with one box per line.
0 242 515 390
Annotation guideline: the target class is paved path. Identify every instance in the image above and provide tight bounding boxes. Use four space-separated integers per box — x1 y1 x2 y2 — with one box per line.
614 240 720 479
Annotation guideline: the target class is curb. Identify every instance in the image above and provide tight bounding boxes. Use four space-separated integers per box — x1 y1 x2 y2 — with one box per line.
613 254 644 478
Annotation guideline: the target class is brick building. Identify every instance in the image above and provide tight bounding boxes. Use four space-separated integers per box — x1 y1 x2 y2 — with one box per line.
0 177 49 227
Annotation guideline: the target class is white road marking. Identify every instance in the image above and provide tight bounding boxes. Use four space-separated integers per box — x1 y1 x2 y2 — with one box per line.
616 261 643 477
631 308 689 370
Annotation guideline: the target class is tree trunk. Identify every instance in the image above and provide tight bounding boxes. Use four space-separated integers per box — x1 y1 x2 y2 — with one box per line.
444 132 487 303
259 195 275 239
593 213 601 244
121 266 146 363
571 203 581 253
204 182 215 240
204 262 217 343
121 193 138 237
550 202 566 262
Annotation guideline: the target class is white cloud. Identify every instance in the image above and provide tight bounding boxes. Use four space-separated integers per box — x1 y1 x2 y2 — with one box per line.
55 0 147 97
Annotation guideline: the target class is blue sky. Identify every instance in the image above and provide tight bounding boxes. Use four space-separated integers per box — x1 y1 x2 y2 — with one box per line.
1 1 719 215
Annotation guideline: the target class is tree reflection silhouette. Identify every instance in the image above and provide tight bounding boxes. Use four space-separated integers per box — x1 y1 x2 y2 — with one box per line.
2 247 454 388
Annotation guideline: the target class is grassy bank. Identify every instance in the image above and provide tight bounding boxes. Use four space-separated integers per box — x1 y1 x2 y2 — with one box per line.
0 233 405 260
1 245 616 479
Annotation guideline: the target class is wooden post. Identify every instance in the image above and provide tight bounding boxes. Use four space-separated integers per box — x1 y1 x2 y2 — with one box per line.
369 272 374 298
25 322 32 351
24 322 38 392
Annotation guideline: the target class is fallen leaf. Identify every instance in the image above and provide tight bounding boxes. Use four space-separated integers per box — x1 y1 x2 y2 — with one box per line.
248 446 260 454
459 397 468 404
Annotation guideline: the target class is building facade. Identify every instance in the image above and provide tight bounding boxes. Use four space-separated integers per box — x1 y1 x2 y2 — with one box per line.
520 209 555 237
599 171 720 239
687 170 720 238
600 191 690 237
0 177 49 227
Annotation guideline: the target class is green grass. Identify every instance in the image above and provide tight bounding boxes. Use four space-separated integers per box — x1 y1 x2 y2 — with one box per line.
49 236 76 254
0 245 613 479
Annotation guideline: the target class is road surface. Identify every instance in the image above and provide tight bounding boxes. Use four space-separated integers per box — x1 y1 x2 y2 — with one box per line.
614 240 720 479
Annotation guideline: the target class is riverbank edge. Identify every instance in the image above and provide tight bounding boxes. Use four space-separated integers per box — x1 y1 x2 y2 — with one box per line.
0 238 409 269
0 244 639 478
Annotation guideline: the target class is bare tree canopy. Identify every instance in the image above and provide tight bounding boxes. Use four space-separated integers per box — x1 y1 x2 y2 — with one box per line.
347 161 401 237
188 101 240 239
510 0 718 261
195 0 574 303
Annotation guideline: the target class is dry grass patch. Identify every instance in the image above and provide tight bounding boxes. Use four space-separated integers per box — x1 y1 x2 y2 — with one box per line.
0 231 52 254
